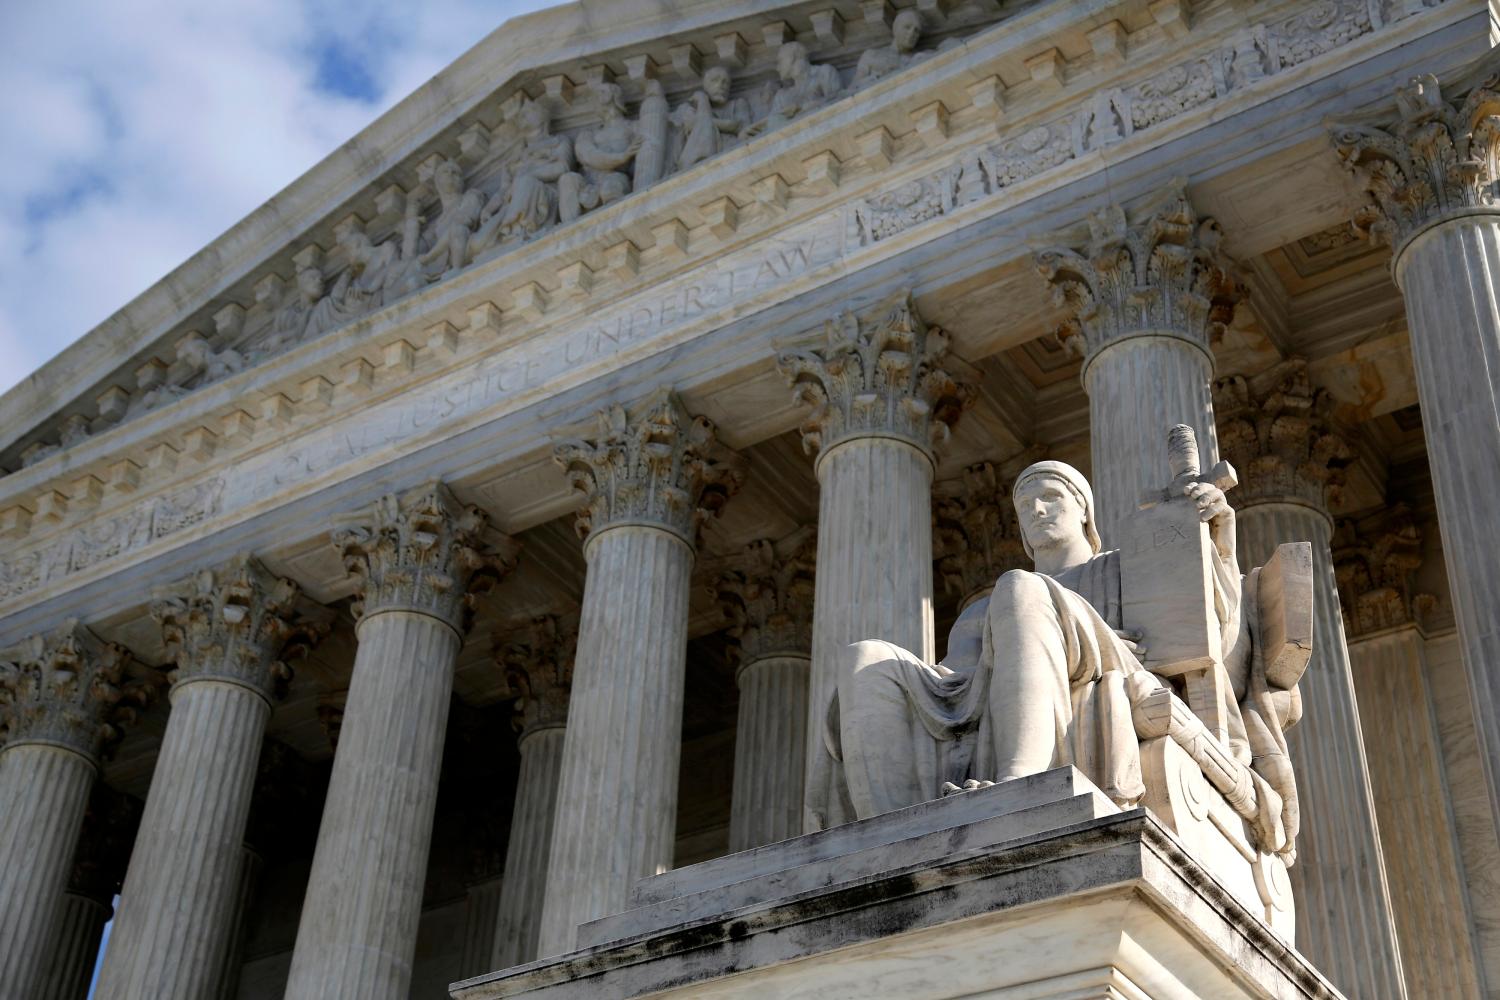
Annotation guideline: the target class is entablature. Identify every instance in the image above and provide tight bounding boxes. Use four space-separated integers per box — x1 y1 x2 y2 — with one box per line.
0 0 1482 640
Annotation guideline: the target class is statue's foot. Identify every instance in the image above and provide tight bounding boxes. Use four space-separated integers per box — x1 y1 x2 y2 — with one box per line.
941 778 999 796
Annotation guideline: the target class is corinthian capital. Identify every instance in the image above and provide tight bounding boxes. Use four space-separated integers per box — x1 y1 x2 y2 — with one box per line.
1213 358 1352 514
496 614 577 738
1034 187 1242 365
0 621 160 762
715 530 816 665
151 555 328 702
1332 60 1500 255
777 292 972 462
1333 507 1436 638
934 460 1032 609
332 483 520 633
554 390 743 547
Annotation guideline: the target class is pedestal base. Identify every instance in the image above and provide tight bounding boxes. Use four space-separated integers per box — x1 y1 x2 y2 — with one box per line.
452 768 1340 1000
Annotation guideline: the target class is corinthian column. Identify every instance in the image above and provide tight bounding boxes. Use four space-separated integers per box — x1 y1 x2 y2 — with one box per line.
1216 360 1406 999
38 785 141 1000
0 623 154 998
933 459 1033 612
490 615 575 970
778 293 969 830
1334 511 1482 999
1036 187 1242 549
286 484 517 1000
716 531 816 851
538 392 741 955
97 557 323 1000
1332 59 1500 867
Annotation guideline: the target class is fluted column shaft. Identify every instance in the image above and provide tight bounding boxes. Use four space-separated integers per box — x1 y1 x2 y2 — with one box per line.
1349 626 1482 998
0 744 96 1000
284 609 460 997
1237 503 1404 999
96 681 268 999
491 725 566 968
37 889 112 1000
1083 336 1218 548
731 654 811 851
1395 218 1500 844
98 555 314 1000
538 526 693 954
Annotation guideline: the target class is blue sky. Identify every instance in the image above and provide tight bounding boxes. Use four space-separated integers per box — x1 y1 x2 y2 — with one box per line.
0 0 567 396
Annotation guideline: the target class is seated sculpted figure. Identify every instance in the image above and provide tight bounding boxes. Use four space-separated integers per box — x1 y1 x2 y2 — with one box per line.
853 9 929 87
748 42 843 135
812 454 1303 863
560 82 642 222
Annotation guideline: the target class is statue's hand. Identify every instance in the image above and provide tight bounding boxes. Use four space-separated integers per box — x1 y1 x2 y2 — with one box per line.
1115 628 1147 660
1185 481 1232 522
1185 480 1236 560
941 779 998 796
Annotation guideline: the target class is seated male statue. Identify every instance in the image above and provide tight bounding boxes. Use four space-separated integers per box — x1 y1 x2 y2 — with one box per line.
810 454 1302 865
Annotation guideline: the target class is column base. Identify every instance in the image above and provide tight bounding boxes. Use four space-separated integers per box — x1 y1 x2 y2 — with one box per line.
452 768 1339 1000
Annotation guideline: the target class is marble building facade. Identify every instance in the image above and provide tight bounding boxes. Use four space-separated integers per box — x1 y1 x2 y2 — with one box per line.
1 0 1498 997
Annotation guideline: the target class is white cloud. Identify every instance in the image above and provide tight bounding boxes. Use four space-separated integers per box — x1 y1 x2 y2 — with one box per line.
0 0 565 394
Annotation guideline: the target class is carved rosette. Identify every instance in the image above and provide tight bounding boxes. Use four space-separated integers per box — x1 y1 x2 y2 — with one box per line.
1332 66 1500 256
496 614 578 739
1034 188 1242 369
151 555 327 703
1213 359 1353 515
332 482 519 634
776 293 972 464
1333 507 1436 638
68 783 143 902
553 391 743 548
715 532 816 666
0 621 159 762
933 461 1031 609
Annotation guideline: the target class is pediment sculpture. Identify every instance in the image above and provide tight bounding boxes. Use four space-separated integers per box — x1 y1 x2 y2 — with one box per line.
812 425 1309 934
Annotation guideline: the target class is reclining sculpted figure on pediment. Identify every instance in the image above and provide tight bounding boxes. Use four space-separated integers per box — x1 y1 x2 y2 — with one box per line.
334 219 415 313
813 426 1308 871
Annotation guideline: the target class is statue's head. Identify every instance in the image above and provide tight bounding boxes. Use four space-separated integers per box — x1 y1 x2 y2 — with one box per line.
517 99 550 138
295 266 325 300
892 10 923 52
703 65 732 104
594 82 625 119
1012 460 1101 560
778 42 810 82
433 158 464 196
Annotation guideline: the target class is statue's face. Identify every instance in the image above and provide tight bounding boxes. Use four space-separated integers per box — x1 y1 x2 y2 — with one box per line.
434 161 463 196
704 67 731 103
893 12 922 51
1014 475 1088 553
778 44 805 82
297 268 324 299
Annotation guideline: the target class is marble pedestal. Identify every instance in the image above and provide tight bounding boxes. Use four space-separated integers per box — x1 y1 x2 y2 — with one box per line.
451 768 1341 1000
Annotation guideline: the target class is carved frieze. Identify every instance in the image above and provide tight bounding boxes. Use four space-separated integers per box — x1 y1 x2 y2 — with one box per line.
1214 358 1354 514
495 614 577 738
0 478 222 602
332 482 519 633
1035 187 1242 366
151 555 328 702
10 0 1442 477
777 292 971 461
715 530 816 665
554 390 743 547
0 621 161 762
1332 62 1500 254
